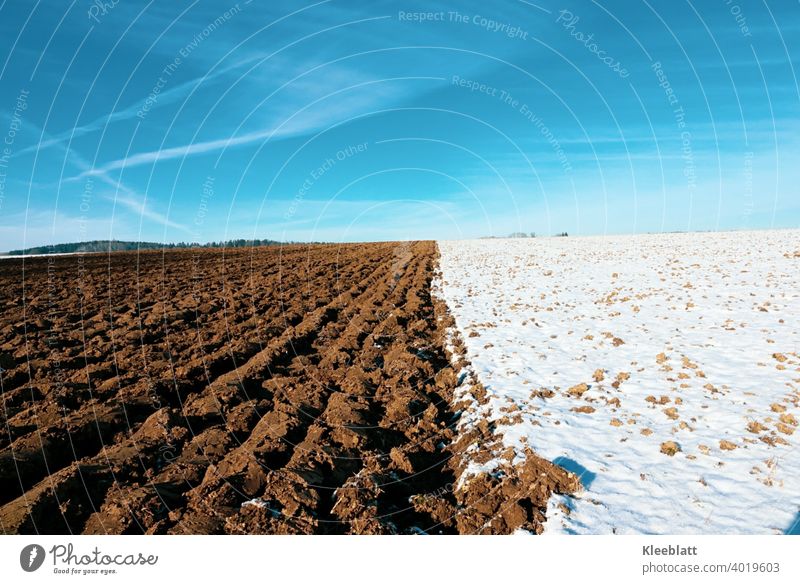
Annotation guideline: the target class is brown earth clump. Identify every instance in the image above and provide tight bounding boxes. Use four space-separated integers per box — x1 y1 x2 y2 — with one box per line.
567 383 590 398
660 441 680 456
452 451 580 535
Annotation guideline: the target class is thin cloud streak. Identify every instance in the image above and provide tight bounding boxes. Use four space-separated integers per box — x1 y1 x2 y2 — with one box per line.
14 53 265 159
63 140 189 232
72 73 438 179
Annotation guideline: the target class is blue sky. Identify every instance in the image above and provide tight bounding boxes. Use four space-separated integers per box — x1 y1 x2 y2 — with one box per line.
0 0 798 249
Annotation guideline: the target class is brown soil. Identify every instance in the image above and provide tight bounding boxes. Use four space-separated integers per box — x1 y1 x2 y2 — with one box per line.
0 242 577 534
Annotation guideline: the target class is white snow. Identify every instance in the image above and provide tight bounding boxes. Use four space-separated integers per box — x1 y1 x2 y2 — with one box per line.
0 252 80 259
436 231 800 534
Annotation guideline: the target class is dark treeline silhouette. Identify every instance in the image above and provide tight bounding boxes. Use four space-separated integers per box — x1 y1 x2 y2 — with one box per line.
6 238 298 255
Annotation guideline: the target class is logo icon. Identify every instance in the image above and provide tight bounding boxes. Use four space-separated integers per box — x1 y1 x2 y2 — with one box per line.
20 544 46 572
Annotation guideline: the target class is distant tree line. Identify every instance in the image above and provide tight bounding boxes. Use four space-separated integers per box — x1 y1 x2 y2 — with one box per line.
7 238 293 255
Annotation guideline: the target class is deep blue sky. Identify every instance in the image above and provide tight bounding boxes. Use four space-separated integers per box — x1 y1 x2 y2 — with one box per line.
0 0 798 249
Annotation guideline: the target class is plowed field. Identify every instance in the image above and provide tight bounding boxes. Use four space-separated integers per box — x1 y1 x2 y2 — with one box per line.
0 242 576 534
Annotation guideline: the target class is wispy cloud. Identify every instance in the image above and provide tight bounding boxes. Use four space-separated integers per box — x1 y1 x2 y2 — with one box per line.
72 71 440 178
102 191 187 231
14 53 265 159
53 133 189 232
2 109 187 235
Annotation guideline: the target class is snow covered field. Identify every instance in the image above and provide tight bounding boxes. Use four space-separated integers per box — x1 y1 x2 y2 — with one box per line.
436 231 800 534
